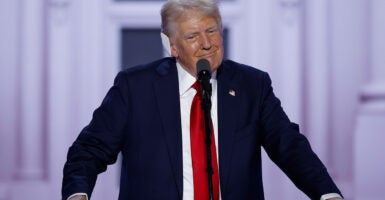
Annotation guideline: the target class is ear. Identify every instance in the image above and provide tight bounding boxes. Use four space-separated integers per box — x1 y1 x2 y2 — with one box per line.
170 42 178 58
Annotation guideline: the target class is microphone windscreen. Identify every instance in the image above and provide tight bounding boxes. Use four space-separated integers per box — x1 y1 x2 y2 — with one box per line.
196 59 211 75
196 59 212 93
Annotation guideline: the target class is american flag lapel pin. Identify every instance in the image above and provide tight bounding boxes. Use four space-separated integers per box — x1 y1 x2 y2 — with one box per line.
229 89 236 96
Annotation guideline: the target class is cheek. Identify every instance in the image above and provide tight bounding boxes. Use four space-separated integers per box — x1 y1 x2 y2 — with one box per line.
190 43 201 53
179 44 199 59
213 36 223 47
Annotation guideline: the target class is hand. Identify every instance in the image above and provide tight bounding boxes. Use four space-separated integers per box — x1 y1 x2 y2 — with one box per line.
68 195 87 200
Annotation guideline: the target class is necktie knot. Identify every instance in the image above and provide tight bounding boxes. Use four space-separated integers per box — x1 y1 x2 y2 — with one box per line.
192 81 202 97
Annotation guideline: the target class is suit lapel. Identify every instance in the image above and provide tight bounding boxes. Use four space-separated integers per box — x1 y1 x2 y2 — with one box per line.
217 62 240 193
153 59 183 199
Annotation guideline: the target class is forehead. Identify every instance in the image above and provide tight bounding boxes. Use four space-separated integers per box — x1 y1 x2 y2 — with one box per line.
171 10 219 34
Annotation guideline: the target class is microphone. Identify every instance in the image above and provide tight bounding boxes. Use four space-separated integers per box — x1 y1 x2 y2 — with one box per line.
196 58 214 200
196 59 212 95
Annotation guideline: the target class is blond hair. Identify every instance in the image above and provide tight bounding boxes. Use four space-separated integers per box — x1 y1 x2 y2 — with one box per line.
161 0 222 36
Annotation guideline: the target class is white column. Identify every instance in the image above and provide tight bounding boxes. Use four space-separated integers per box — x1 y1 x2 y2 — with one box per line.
16 0 45 180
0 0 20 198
239 0 273 70
272 0 303 123
47 0 81 198
1 0 51 199
303 0 330 164
354 1 385 199
369 0 385 86
48 0 120 199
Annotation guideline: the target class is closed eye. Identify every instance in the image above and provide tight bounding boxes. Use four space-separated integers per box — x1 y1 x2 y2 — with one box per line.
207 27 219 35
185 33 198 41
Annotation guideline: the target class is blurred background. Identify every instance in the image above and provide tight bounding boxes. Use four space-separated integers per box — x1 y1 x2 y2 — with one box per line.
1 0 384 199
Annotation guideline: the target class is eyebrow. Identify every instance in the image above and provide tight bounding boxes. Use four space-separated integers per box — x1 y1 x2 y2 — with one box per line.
184 24 219 36
206 24 219 31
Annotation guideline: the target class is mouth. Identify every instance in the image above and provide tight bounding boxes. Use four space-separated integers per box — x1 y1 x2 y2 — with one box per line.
199 50 217 58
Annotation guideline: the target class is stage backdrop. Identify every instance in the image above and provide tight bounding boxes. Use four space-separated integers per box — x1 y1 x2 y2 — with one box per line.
1 0 385 199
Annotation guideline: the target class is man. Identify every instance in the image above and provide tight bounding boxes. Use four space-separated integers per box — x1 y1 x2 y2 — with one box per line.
62 0 343 199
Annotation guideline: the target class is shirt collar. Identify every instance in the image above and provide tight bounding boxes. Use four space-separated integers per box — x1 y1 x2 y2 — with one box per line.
176 61 217 96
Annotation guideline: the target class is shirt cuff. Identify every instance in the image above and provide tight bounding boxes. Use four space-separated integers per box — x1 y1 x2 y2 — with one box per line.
67 193 88 200
320 193 343 200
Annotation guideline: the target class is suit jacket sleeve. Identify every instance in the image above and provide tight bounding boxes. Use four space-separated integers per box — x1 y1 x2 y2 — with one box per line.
62 71 130 200
259 72 342 199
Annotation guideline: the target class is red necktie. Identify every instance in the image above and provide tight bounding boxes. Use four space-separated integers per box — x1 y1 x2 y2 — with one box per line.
190 81 219 200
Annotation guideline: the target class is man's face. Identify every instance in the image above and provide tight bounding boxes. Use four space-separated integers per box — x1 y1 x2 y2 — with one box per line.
169 10 224 77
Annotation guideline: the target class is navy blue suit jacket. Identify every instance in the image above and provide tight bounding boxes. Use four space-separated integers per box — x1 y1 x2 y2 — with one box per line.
62 57 341 199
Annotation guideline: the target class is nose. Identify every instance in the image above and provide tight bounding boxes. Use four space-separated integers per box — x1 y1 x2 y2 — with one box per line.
200 34 212 50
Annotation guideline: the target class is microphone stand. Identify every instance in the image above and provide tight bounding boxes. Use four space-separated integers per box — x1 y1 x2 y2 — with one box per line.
200 81 214 200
